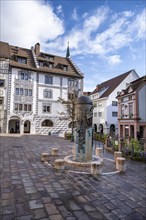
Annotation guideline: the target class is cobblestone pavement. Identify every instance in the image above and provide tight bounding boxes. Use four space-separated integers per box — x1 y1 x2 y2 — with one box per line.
0 135 146 220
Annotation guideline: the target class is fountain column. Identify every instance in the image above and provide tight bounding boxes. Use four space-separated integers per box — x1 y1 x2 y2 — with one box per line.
74 96 93 162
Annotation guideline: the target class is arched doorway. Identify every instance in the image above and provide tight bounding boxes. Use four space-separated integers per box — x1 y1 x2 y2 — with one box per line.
24 120 31 133
99 124 103 134
9 117 20 133
94 124 97 132
110 124 115 134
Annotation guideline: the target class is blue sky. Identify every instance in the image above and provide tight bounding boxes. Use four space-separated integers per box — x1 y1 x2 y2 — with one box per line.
1 0 146 91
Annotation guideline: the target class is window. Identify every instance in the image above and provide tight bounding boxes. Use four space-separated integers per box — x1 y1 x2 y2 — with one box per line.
42 119 53 127
129 104 133 117
0 99 3 105
18 57 27 64
15 88 19 95
98 112 102 117
14 103 18 110
20 72 30 80
19 104 23 111
122 97 129 102
44 90 52 98
94 112 97 117
25 89 28 96
28 105 32 111
45 75 53 84
43 104 51 113
63 66 68 71
112 112 118 117
24 104 27 111
48 63 54 68
68 79 78 87
21 72 24 80
25 73 28 80
39 61 44 67
14 103 32 111
0 79 5 87
98 102 102 106
20 88 23 95
121 105 124 117
112 101 118 106
29 89 32 96
68 79 72 86
60 77 63 86
45 55 54 60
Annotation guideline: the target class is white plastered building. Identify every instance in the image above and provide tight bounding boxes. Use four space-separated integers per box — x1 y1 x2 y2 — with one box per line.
90 70 139 135
0 41 83 136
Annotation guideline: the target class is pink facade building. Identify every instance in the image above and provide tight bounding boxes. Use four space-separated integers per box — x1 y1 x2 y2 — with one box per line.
117 76 146 144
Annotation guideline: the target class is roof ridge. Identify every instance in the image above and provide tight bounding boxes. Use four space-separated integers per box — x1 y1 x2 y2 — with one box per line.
98 69 134 86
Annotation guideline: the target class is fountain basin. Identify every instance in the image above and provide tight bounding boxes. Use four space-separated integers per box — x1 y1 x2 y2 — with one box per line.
64 155 103 167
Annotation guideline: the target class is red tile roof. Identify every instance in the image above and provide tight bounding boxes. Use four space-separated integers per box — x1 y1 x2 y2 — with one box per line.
91 70 135 98
117 75 146 97
0 41 83 79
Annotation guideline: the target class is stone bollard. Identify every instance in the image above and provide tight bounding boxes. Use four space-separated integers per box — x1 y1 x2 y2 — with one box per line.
51 148 58 156
96 147 103 157
116 157 126 172
114 151 122 163
54 159 65 171
41 153 49 162
91 162 102 175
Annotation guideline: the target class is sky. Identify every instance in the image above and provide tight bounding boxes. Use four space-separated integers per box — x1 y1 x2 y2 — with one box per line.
1 0 146 91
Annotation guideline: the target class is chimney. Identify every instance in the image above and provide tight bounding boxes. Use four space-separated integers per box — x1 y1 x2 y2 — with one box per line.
34 43 40 56
96 84 99 91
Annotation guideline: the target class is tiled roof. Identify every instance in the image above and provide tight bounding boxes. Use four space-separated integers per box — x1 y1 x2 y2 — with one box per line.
0 41 83 78
9 45 36 69
0 41 11 59
91 70 134 98
117 75 146 97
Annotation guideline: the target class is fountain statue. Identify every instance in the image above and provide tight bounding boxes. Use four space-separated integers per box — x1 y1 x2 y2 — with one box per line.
64 95 103 171
74 96 93 162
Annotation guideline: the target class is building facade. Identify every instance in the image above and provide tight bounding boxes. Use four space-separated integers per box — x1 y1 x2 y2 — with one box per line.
0 42 11 133
0 41 83 136
90 70 139 135
117 76 146 142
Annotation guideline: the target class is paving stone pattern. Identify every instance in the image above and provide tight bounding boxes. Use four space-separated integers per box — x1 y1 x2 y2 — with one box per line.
0 135 146 220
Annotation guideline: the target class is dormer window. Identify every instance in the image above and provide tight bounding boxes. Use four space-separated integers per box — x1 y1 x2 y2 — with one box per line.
63 65 68 71
44 55 54 60
17 57 27 64
39 61 44 67
60 64 68 71
48 62 54 68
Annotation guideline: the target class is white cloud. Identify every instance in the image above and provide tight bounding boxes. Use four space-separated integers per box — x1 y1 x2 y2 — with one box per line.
83 6 109 33
106 55 122 65
1 0 64 48
1 1 145 68
56 5 64 17
71 8 78 21
128 8 146 40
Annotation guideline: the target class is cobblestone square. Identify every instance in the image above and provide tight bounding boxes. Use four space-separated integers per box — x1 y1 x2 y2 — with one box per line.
0 135 146 219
